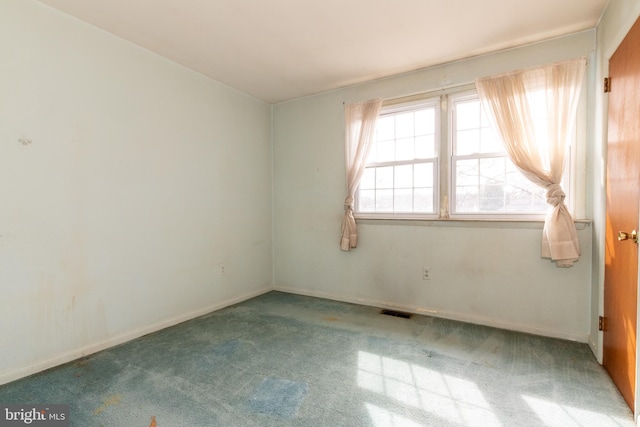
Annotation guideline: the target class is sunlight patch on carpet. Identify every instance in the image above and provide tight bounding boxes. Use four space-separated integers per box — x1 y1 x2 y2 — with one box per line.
357 350 501 426
522 395 632 427
365 403 423 427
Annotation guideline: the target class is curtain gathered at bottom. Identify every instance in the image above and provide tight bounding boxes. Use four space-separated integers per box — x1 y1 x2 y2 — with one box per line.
475 58 586 267
340 99 382 251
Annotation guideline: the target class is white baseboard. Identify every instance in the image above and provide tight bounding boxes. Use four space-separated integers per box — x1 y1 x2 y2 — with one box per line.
0 286 272 386
588 333 603 364
273 286 589 343
1 285 590 386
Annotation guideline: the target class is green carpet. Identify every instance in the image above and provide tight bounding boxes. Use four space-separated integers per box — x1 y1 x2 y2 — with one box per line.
0 291 635 426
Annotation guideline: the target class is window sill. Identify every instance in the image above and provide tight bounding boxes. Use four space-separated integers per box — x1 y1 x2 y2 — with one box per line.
353 215 591 230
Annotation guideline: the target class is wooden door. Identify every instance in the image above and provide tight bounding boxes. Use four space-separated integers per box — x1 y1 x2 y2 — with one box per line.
604 15 640 413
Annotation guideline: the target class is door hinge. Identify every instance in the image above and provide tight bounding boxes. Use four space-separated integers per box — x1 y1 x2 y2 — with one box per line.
604 77 611 93
599 315 605 331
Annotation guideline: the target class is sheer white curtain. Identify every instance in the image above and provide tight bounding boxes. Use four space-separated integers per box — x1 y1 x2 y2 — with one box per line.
475 58 586 267
341 99 382 251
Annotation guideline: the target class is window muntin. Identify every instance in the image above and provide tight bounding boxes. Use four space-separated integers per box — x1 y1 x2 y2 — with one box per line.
356 99 439 216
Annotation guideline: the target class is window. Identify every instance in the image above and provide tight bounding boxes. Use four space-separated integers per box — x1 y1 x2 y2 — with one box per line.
354 87 576 220
450 93 548 217
356 99 439 216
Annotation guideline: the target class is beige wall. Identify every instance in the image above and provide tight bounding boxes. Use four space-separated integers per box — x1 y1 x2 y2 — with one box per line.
0 0 273 384
273 32 595 342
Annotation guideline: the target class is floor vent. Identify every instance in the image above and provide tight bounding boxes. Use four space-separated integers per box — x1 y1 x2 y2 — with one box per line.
380 309 412 319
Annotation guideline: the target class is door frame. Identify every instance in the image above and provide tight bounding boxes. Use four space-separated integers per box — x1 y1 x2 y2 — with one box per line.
600 9 640 421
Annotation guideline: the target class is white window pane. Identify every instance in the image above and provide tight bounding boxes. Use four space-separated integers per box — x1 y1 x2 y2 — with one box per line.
456 129 481 155
376 189 394 212
415 108 435 135
479 157 505 185
456 186 479 212
377 140 395 162
414 188 433 212
505 161 547 212
360 168 375 189
358 190 375 212
456 101 481 130
394 189 413 212
415 135 435 159
480 185 505 212
533 194 548 211
505 185 541 212
376 116 395 141
376 166 394 189
367 142 377 163
414 163 433 187
395 112 414 139
396 137 414 161
395 165 413 188
455 159 479 187
505 187 531 212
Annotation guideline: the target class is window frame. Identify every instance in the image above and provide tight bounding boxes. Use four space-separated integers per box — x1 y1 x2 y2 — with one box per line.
448 90 560 220
354 96 441 220
353 84 581 221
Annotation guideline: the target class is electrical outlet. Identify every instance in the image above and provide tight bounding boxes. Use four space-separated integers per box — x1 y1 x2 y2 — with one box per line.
422 267 431 280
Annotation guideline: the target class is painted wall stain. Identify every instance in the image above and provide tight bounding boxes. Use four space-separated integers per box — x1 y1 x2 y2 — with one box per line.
93 394 122 415
65 296 77 314
323 317 338 322
148 415 157 427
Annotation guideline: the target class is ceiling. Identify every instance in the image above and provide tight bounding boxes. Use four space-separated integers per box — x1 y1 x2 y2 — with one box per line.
37 0 608 104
